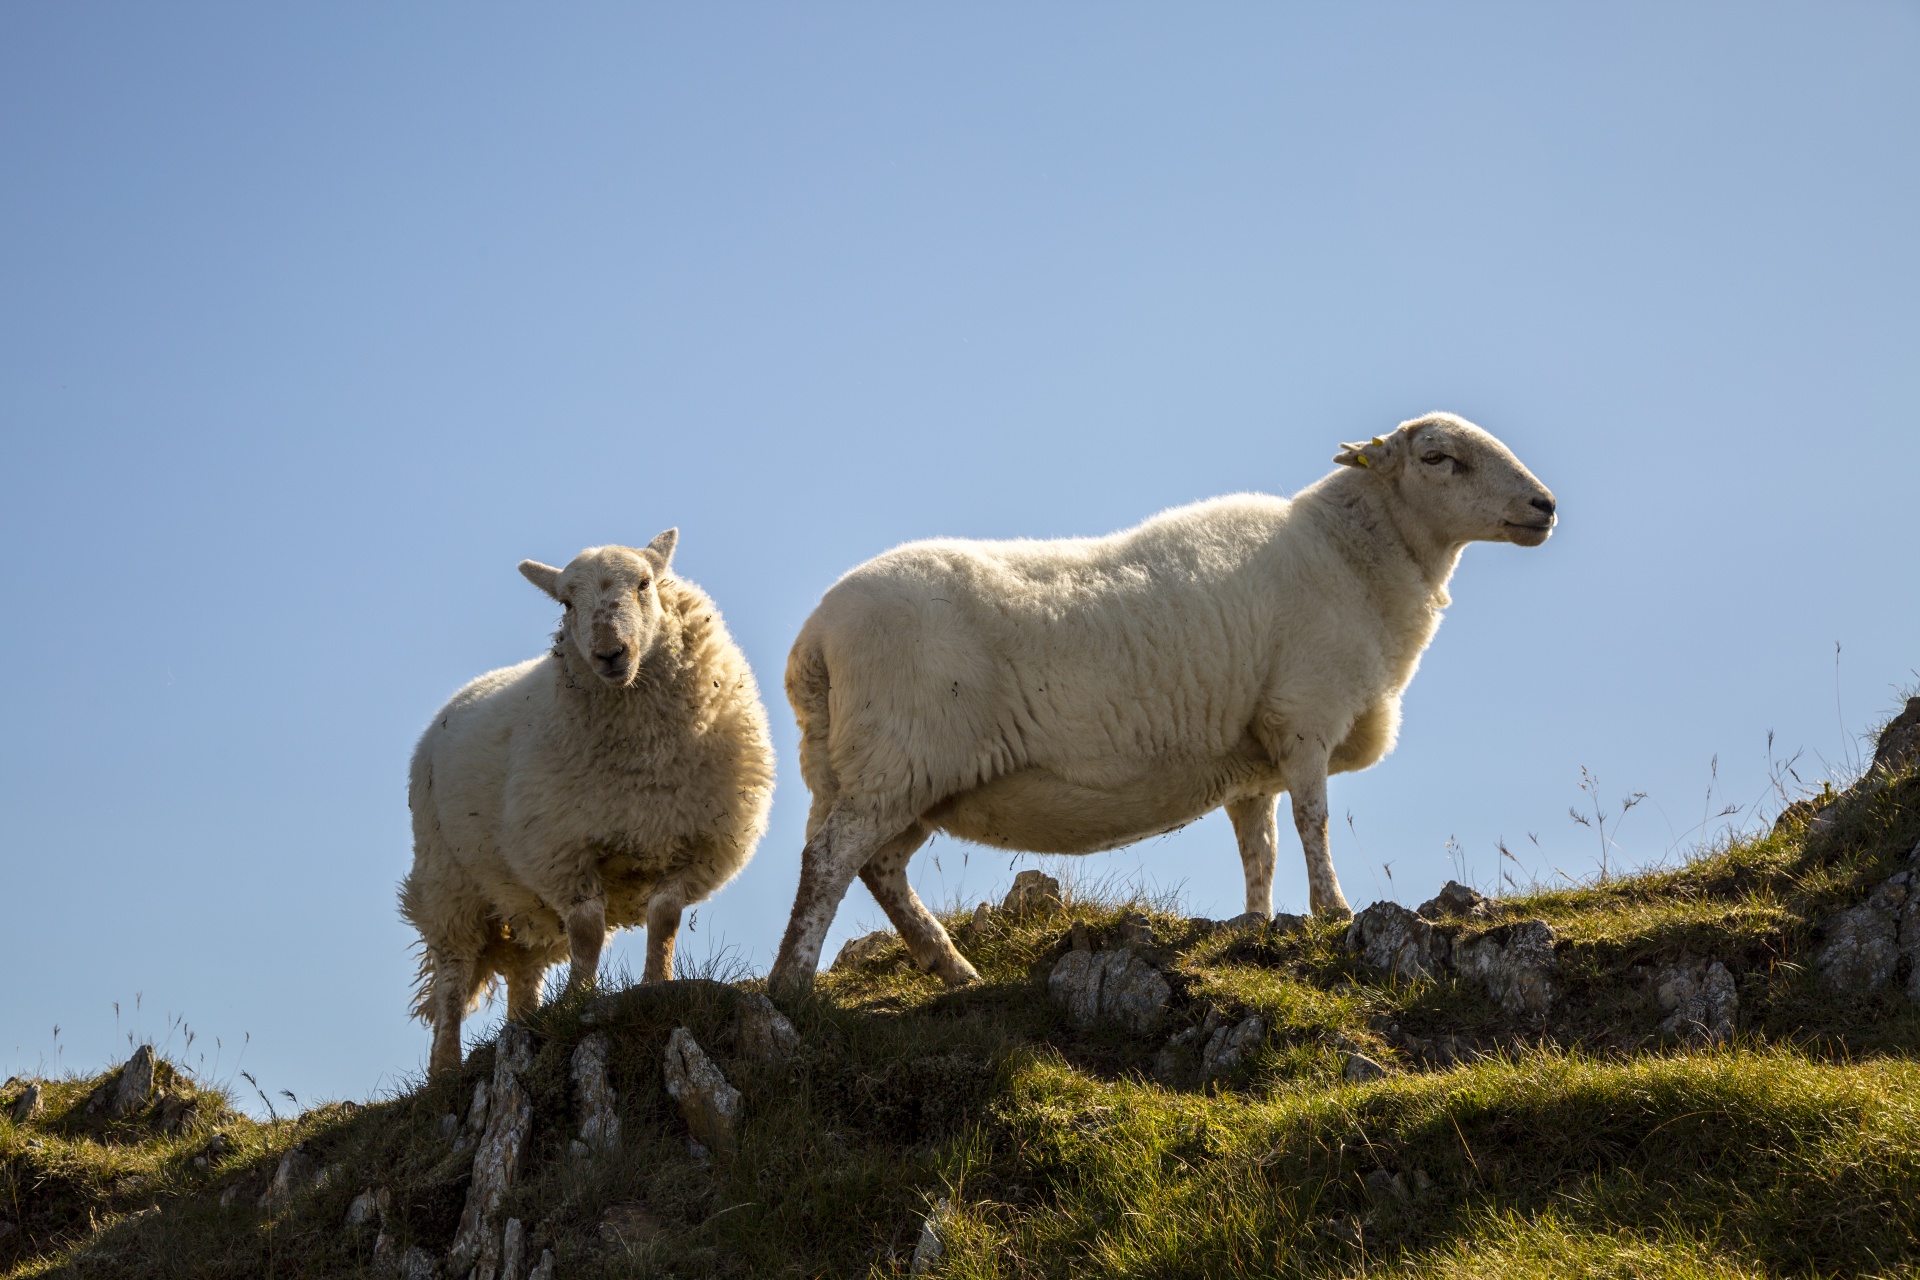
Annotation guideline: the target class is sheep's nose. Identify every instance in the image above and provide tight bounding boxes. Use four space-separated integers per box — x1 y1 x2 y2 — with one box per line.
1530 496 1557 518
595 645 629 664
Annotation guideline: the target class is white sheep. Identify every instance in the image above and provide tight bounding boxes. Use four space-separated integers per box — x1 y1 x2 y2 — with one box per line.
768 413 1555 993
402 531 776 1072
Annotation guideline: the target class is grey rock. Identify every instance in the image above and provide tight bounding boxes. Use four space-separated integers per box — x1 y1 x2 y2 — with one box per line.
831 930 895 971
219 1183 245 1209
969 901 993 934
1221 911 1268 934
1870 696 1920 778
9 1083 40 1125
205 1131 232 1160
1417 881 1492 921
398 1245 441 1280
527 1249 556 1280
155 1091 200 1135
572 1032 620 1154
1655 960 1739 1044
438 1113 461 1141
1454 920 1558 1016
1001 869 1063 914
1342 1052 1387 1083
257 1144 322 1208
1047 948 1172 1034
734 992 802 1063
89 1044 156 1117
1345 902 1451 981
1114 910 1156 948
1201 1015 1266 1079
1151 1027 1201 1083
466 1078 490 1134
663 1026 743 1157
1270 912 1309 936
1364 1168 1410 1204
449 1023 536 1274
910 1197 952 1276
344 1186 391 1228
1817 902 1900 993
499 1218 527 1280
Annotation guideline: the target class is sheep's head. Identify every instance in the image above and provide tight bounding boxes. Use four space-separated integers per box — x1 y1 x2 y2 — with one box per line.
1336 413 1556 549
518 529 679 687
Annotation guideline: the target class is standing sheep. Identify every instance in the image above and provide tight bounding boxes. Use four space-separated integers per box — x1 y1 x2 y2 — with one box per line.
769 413 1555 994
402 530 775 1073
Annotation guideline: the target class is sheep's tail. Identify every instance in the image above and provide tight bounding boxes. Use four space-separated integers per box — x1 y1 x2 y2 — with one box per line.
397 876 437 1023
785 629 839 837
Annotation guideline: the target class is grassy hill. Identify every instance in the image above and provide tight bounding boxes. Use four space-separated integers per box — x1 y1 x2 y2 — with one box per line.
5 699 1919 1279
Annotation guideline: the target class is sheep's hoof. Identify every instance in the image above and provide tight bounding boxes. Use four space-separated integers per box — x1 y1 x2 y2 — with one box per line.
938 960 983 989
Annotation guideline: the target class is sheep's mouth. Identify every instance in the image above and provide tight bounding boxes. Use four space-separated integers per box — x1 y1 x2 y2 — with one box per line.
1501 520 1553 546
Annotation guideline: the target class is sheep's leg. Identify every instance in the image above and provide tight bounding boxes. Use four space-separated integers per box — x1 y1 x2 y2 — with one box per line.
504 950 546 1021
1287 763 1351 918
1227 793 1280 917
563 897 608 995
428 951 475 1075
858 824 981 988
770 805 910 995
643 887 685 984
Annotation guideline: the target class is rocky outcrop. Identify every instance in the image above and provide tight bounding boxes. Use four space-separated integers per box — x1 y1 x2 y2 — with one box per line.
1201 1015 1266 1080
910 1197 953 1277
571 1033 620 1156
449 1023 536 1276
734 992 801 1064
9 1083 40 1125
1001 870 1063 914
1816 872 1912 995
1656 960 1738 1044
832 931 895 971
1454 921 1557 1016
663 1027 742 1157
257 1144 325 1209
1345 903 1451 981
1417 881 1493 921
1048 948 1172 1034
86 1045 155 1118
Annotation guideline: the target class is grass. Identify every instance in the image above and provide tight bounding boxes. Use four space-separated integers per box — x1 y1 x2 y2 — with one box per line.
4 727 1918 1277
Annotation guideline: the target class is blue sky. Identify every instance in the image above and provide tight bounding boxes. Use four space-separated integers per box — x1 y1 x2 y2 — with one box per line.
3 4 1915 1108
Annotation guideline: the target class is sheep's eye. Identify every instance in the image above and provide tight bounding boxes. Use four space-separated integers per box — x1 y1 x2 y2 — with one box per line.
1422 453 1448 467
562 600 575 611
636 580 651 595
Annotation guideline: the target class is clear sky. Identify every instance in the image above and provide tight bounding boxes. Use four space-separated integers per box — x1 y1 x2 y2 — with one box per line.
3 4 1916 1109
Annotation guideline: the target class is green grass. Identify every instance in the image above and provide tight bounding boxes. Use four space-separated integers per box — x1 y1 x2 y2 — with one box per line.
4 748 1918 1278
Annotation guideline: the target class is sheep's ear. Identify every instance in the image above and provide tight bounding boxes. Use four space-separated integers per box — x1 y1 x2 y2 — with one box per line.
642 527 678 573
1334 436 1384 469
519 560 563 600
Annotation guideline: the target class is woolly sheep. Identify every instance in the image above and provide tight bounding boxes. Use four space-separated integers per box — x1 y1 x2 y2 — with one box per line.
768 413 1555 994
402 530 775 1073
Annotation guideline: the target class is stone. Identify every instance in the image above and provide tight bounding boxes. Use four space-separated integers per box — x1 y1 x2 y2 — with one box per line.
1201 1015 1266 1080
1454 920 1558 1016
1342 1052 1387 1083
219 1183 245 1209
466 1078 491 1134
1345 902 1452 981
910 1197 952 1276
9 1083 40 1125
527 1249 556 1280
1271 912 1309 936
572 1032 620 1154
1114 910 1156 948
1417 881 1493 921
1221 911 1268 934
734 992 801 1063
155 1091 200 1135
205 1131 232 1160
1816 902 1900 993
438 1113 461 1141
1047 948 1171 1034
970 901 993 934
1001 869 1063 914
663 1027 743 1157
344 1186 391 1228
499 1218 526 1280
1870 696 1920 777
1364 1168 1411 1204
257 1144 322 1208
600 1201 668 1248
831 930 895 971
1655 960 1739 1044
449 1023 536 1274
88 1044 156 1117
398 1245 441 1280
1069 920 1092 952
1152 1027 1201 1083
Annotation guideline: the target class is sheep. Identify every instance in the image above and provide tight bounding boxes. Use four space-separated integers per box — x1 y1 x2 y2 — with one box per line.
768 413 1555 994
401 530 776 1073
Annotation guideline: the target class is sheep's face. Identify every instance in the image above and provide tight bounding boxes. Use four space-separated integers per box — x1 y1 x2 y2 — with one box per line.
1337 414 1556 549
519 529 679 688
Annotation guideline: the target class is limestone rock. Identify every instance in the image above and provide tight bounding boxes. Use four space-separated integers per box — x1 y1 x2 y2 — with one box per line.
1454 920 1558 1016
1871 696 1920 777
1345 902 1451 981
910 1197 952 1276
397 1245 441 1280
1001 869 1063 914
572 1032 620 1154
1417 881 1493 921
1201 1015 1266 1080
734 992 802 1063
1047 948 1171 1034
257 1144 322 1209
498 1218 527 1280
831 930 895 971
1817 901 1901 993
527 1249 556 1280
449 1023 536 1274
663 1027 742 1157
1655 960 1738 1044
1364 1168 1411 1204
88 1044 156 1117
1220 911 1268 934
466 1078 490 1135
155 1091 200 1135
1342 1052 1387 1083
344 1186 391 1229
1271 912 1309 936
1114 910 1156 948
9 1083 40 1125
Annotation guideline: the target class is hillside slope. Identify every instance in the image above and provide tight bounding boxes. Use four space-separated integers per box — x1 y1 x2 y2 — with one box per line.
5 698 1919 1279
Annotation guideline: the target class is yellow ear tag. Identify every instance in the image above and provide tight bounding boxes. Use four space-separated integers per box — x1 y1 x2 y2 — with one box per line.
1355 454 1370 467
1371 436 1385 447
